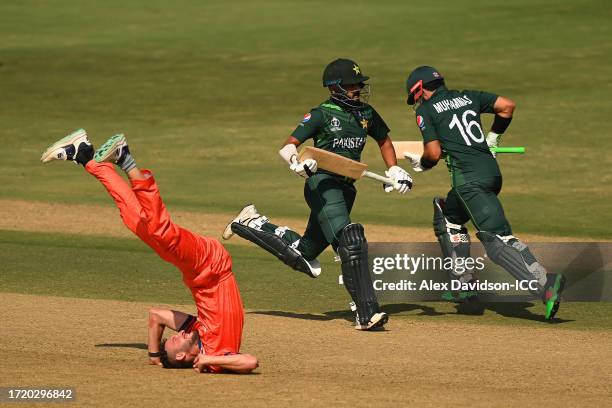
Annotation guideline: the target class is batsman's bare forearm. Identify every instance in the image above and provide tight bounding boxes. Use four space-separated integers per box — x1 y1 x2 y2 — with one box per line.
282 136 302 147
193 353 259 374
422 140 442 165
377 137 398 168
489 96 516 142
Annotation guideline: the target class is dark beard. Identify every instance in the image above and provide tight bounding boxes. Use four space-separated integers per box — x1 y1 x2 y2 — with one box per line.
191 331 201 349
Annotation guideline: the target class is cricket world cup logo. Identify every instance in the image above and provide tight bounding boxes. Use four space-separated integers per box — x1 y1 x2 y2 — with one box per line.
330 117 342 132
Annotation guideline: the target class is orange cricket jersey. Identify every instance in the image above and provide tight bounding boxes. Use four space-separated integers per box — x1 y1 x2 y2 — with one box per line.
182 237 245 372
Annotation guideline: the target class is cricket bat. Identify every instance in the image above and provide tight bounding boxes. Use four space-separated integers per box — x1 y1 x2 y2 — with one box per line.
298 146 394 185
392 141 525 159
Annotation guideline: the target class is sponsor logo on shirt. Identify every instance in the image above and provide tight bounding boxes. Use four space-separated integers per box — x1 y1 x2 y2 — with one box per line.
416 115 426 130
330 117 342 132
302 113 311 123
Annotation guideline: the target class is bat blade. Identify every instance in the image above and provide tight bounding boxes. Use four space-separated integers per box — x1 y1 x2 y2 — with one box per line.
298 146 368 180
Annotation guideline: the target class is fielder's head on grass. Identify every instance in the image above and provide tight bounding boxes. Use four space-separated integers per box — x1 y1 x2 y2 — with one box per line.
160 331 201 369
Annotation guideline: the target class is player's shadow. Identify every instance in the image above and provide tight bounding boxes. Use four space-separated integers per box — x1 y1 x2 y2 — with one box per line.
382 303 445 316
252 302 573 324
248 310 351 322
478 302 574 324
250 303 445 323
95 343 148 349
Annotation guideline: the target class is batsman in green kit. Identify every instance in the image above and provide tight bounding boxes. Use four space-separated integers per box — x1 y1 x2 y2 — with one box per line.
223 59 412 330
402 66 565 320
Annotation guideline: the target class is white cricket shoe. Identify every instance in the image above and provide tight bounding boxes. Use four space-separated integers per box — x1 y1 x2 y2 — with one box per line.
222 204 266 240
40 129 92 164
352 305 389 331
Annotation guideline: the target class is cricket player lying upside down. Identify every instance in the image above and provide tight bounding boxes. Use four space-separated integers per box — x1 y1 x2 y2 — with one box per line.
41 130 259 373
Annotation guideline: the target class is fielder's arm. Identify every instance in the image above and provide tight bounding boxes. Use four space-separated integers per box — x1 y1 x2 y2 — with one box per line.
147 308 191 365
193 353 259 374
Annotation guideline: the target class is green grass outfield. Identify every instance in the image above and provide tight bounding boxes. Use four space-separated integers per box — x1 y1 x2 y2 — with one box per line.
2 230 610 330
1 0 611 238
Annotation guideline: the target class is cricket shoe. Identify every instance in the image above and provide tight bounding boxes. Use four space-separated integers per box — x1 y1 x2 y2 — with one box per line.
351 303 389 331
222 204 267 240
294 255 321 278
40 128 93 165
543 273 566 321
94 133 130 164
355 312 389 331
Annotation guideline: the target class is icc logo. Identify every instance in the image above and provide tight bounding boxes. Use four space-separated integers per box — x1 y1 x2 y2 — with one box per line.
330 117 342 132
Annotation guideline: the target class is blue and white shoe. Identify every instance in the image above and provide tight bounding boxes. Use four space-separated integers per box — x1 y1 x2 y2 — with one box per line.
41 129 92 164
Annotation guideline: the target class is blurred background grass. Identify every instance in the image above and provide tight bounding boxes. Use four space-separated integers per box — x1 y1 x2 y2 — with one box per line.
0 0 611 238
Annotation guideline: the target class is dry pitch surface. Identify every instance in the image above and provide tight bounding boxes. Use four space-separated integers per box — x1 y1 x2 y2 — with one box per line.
2 200 611 407
1 293 611 407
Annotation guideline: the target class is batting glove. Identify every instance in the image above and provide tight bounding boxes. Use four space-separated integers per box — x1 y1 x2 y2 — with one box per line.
403 152 427 172
290 158 317 178
486 131 501 158
384 165 413 194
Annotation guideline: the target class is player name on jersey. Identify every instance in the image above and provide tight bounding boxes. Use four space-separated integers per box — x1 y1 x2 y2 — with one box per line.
432 95 473 114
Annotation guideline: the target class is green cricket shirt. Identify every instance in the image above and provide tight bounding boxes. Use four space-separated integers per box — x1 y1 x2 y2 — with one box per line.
415 86 501 186
292 100 390 162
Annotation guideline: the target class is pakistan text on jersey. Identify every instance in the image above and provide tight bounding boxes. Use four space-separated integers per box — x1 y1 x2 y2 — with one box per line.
432 95 473 114
332 137 366 149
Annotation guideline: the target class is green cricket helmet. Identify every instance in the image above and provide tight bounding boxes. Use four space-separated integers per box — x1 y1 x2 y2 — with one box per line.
322 58 369 87
406 66 444 105
322 58 370 108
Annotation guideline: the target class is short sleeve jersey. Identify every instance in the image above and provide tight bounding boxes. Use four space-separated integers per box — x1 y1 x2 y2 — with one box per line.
414 86 501 187
291 100 390 162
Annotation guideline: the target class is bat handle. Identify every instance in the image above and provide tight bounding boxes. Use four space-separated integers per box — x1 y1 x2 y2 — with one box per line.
363 171 395 185
491 147 525 154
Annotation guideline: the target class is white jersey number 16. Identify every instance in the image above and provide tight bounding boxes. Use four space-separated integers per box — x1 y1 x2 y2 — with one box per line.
449 110 485 146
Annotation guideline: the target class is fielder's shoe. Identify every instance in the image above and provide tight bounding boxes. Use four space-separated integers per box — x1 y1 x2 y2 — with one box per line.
94 133 129 164
222 204 266 240
40 128 93 165
543 273 566 321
